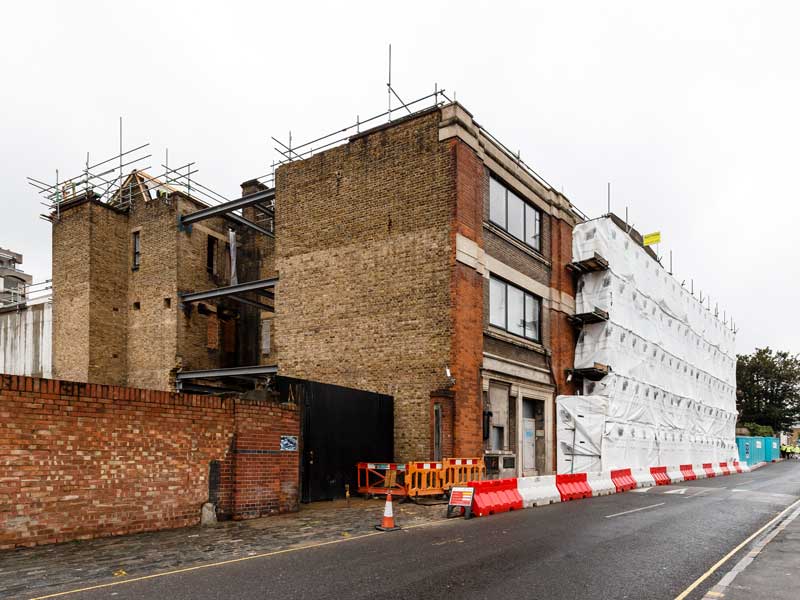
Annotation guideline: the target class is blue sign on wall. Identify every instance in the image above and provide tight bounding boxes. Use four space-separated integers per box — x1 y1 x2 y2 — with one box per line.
280 435 298 452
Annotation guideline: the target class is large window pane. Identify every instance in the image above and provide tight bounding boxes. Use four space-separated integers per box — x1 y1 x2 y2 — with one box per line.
507 190 524 241
489 178 506 228
490 277 506 328
525 294 541 340
525 204 541 250
507 285 525 336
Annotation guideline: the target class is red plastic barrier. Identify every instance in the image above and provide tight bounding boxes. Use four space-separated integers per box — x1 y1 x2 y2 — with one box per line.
732 461 743 474
650 466 671 485
468 478 522 517
719 462 731 476
610 468 637 493
556 473 593 501
702 463 715 478
680 464 697 481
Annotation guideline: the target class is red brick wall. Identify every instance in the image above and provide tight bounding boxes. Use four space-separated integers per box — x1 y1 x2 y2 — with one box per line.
0 375 299 549
548 216 578 396
232 402 299 518
449 140 486 457
547 215 578 470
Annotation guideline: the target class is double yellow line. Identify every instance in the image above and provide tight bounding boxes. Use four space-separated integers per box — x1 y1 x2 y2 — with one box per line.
674 496 800 599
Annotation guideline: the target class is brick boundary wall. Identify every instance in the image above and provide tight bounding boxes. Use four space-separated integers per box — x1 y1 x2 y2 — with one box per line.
0 375 299 550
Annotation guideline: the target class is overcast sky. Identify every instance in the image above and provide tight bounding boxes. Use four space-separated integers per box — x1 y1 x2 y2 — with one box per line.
1 1 796 356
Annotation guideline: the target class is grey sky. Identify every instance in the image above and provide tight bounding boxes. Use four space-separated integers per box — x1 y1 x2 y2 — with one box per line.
1 1 796 356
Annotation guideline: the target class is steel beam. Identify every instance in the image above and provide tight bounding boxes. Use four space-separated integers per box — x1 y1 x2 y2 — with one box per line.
179 277 278 304
229 294 273 312
181 188 275 226
175 364 278 380
224 212 274 237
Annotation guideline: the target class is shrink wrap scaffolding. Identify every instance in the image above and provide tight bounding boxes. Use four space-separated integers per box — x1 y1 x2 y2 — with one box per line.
557 217 738 472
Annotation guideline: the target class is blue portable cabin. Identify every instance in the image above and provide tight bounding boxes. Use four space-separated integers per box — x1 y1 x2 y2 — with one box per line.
736 436 765 465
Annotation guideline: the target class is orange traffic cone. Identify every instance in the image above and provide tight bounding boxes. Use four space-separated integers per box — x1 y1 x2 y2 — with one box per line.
376 493 400 531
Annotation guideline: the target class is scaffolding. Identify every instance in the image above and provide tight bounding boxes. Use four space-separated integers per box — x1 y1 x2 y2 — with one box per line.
27 140 274 237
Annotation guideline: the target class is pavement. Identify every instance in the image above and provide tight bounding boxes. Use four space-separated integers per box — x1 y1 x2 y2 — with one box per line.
698 479 800 600
1 461 799 600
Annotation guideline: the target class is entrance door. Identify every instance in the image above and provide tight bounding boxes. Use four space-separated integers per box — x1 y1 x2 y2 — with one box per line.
522 399 536 476
523 418 536 476
522 398 546 476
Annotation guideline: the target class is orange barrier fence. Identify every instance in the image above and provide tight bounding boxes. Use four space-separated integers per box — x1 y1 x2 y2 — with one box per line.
406 462 445 497
358 457 487 498
442 458 485 491
356 462 408 497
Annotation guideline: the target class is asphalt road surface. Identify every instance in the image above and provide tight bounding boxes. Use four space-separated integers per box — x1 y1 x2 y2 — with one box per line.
35 461 800 600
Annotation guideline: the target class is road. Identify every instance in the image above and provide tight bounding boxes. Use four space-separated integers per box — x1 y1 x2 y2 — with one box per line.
33 461 800 600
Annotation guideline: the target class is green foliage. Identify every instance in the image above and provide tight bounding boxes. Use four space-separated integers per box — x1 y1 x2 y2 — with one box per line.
736 348 800 434
738 421 775 437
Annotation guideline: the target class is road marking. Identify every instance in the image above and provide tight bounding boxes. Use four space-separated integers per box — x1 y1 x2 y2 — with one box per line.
686 488 721 498
674 496 800 600
664 488 687 495
630 487 651 493
27 518 458 599
605 503 665 519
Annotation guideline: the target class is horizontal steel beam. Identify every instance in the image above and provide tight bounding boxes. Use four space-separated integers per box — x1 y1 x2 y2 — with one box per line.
229 294 273 312
175 364 278 380
181 188 275 226
225 212 274 237
179 277 278 303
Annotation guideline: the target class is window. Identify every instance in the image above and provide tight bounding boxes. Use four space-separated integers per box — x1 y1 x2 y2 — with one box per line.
489 277 506 328
507 190 524 240
489 276 542 342
525 204 541 249
489 178 506 228
488 176 543 251
132 231 141 270
206 235 216 274
507 285 525 336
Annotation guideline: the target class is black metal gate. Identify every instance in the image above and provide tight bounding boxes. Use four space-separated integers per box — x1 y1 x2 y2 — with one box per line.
276 377 394 503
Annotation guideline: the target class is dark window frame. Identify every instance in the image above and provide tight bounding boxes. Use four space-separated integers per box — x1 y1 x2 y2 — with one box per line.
488 275 542 342
206 235 217 274
488 175 543 252
132 231 141 271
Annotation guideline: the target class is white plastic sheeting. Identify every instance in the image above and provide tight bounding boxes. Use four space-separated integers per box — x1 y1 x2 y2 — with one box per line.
0 300 52 378
558 217 738 472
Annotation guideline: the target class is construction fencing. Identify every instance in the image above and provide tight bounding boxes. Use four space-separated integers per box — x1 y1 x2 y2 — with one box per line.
357 458 485 498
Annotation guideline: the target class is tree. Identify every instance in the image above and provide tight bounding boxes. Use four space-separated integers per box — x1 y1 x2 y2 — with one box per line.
736 348 800 434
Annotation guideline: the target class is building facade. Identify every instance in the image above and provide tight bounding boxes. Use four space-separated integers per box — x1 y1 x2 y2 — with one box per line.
47 101 580 474
50 173 264 390
0 248 52 378
0 248 32 307
274 103 580 472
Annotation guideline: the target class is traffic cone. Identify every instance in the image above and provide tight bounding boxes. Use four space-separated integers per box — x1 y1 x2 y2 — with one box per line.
376 493 400 531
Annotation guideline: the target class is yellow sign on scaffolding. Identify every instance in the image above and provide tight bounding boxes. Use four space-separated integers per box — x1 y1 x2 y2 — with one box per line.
643 231 661 246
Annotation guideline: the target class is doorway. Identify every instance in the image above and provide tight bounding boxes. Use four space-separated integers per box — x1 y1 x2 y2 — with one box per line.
522 398 546 476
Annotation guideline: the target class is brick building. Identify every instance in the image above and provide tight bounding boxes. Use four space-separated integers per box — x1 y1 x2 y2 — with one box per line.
275 103 580 473
51 172 267 390
49 100 581 475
